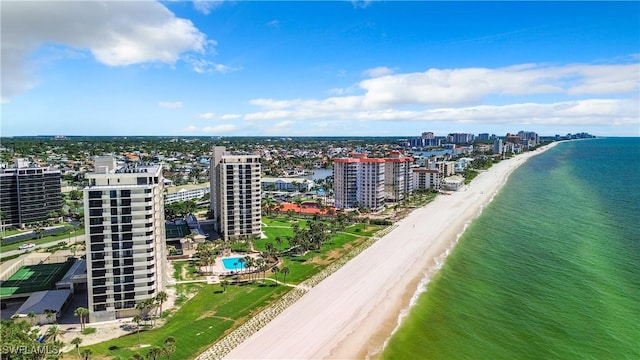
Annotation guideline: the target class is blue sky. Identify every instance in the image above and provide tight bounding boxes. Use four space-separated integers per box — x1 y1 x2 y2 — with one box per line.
1 1 638 137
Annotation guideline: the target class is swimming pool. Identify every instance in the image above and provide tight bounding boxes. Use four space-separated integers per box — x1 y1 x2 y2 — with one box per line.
221 257 247 271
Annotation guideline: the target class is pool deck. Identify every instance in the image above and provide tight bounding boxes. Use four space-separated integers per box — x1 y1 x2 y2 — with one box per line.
206 253 262 276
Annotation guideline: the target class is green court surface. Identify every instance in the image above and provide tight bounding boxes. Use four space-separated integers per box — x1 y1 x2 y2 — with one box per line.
0 262 73 298
166 223 190 239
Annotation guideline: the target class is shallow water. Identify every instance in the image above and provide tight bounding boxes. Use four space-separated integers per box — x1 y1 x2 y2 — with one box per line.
382 138 640 359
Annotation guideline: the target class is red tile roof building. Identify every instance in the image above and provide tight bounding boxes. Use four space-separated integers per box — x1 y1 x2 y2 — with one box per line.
333 151 414 210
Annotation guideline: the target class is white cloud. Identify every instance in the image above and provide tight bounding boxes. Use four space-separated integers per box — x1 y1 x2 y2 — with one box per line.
202 124 237 133
357 63 639 107
241 98 638 127
274 120 295 129
351 0 373 9
195 113 242 120
182 124 237 133
193 1 224 15
1 1 210 100
242 62 639 128
188 58 239 74
363 66 394 78
195 112 217 119
220 114 242 120
249 63 638 113
158 101 183 109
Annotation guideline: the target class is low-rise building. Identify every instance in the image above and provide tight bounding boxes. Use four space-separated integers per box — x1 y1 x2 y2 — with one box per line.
442 175 465 191
412 168 441 191
261 177 314 192
165 183 210 204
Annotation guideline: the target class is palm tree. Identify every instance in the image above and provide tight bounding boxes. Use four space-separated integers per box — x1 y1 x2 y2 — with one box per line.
46 325 64 342
255 258 266 284
272 266 279 285
45 309 56 324
27 311 36 325
74 307 88 331
163 336 176 360
133 315 142 347
140 298 157 326
275 236 283 255
220 280 230 292
70 337 82 359
80 348 92 360
244 256 255 282
237 257 246 275
281 267 290 285
146 346 162 360
155 291 168 318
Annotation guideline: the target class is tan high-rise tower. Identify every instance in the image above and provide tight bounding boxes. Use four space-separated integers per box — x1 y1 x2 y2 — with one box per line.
210 147 261 240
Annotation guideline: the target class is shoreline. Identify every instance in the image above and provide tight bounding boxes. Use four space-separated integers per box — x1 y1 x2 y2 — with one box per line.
225 142 560 360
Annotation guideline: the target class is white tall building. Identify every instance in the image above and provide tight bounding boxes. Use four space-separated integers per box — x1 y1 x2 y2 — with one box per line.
384 151 414 202
333 158 359 209
210 147 261 241
84 157 166 322
334 154 385 211
412 168 441 191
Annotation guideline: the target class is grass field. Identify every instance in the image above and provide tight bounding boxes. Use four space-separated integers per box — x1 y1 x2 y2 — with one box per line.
256 220 385 284
86 284 290 359
0 262 73 297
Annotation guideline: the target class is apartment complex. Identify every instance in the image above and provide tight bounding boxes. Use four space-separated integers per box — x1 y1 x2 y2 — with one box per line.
447 133 475 144
164 183 210 204
384 151 414 202
333 152 413 210
412 168 441 191
0 159 62 228
84 157 166 322
334 155 385 211
210 147 261 241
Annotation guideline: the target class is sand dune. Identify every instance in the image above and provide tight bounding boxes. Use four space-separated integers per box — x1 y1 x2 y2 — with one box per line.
225 143 559 360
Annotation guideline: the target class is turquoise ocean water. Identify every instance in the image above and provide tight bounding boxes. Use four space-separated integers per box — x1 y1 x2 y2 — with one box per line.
382 138 640 359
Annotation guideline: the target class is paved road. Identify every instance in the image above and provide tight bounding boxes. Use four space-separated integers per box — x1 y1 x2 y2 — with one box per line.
0 234 86 260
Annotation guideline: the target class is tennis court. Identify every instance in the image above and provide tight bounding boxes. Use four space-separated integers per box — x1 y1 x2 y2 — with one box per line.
166 223 190 239
0 262 73 298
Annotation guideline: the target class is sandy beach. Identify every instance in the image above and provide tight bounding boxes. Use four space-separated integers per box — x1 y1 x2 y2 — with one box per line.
225 142 559 360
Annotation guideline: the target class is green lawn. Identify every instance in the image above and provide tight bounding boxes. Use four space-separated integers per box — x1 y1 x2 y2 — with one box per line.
1 227 85 252
257 219 385 284
86 284 290 359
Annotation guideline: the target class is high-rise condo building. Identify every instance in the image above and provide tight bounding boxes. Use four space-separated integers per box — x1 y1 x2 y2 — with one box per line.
517 131 540 146
84 156 166 322
493 139 504 154
210 147 261 241
334 153 386 210
0 159 62 228
447 133 475 144
384 151 414 202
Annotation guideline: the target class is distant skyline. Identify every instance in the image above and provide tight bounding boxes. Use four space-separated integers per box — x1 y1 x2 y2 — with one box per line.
1 1 639 137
